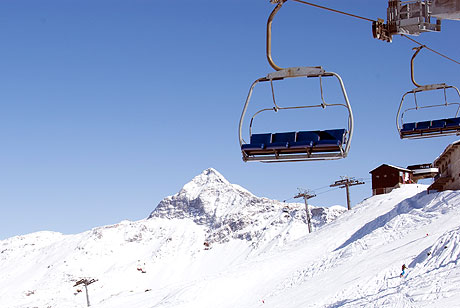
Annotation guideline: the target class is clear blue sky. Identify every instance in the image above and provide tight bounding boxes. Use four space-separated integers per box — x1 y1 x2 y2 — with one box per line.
1 0 459 240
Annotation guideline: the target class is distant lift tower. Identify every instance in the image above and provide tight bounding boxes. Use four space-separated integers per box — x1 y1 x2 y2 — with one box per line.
374 0 460 42
330 177 365 211
74 278 97 307
294 189 316 233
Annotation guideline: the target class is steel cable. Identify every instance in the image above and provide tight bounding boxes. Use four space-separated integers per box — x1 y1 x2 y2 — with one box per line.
288 0 460 65
290 0 375 22
401 34 460 65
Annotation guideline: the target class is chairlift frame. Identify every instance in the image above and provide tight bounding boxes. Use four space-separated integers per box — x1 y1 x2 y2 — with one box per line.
396 46 460 139
239 67 354 162
239 0 354 162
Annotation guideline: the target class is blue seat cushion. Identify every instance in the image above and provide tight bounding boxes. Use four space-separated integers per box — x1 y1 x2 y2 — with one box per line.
318 129 346 144
241 143 265 151
266 142 289 149
250 133 272 144
416 121 431 130
315 139 341 147
401 122 416 132
313 129 345 150
290 131 319 148
266 132 296 150
271 132 296 143
445 117 460 127
241 133 271 151
430 119 446 129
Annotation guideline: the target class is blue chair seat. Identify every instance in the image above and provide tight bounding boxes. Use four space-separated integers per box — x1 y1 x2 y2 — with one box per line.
324 129 345 141
266 132 296 150
290 140 314 148
416 121 431 130
290 131 319 149
241 143 265 151
266 142 289 150
312 129 345 151
315 139 341 147
400 117 460 139
318 129 345 143
401 122 416 133
430 119 446 129
445 117 460 127
241 133 271 152
242 129 347 157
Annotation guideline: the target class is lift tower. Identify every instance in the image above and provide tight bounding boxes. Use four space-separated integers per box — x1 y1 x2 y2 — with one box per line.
294 189 316 233
330 177 365 211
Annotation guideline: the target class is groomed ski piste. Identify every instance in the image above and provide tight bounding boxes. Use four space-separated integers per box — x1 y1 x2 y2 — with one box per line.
1 168 460 308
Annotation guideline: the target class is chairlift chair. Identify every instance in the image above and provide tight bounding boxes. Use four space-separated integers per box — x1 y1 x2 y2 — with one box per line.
239 0 354 162
239 67 354 163
397 46 460 139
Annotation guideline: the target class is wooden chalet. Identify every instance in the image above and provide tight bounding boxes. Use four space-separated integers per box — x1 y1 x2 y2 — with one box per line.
370 164 414 195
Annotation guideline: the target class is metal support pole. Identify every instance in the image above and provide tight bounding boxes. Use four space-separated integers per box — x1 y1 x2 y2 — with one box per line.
73 278 97 308
84 284 90 307
294 189 316 233
330 177 365 210
345 183 351 211
304 197 312 233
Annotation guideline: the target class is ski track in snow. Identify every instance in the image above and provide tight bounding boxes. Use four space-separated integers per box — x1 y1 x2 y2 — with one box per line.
1 169 460 308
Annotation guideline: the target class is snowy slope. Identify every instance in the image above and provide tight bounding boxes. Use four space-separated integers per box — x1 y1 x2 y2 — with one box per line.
0 168 344 308
1 169 460 308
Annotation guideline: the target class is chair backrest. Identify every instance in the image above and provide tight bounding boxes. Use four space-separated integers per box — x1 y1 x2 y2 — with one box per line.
271 132 296 143
319 129 346 143
430 119 446 129
446 117 460 127
296 131 320 143
402 123 416 131
416 121 431 130
250 133 272 145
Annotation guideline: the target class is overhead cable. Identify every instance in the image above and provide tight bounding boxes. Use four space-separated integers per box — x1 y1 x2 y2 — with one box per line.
288 0 460 65
290 0 375 22
401 34 460 65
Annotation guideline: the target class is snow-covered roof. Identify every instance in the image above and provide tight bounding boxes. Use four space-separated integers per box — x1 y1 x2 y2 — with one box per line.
369 164 411 173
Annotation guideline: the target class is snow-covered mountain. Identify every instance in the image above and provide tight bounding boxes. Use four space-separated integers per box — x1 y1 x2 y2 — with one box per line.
0 168 344 308
1 169 460 308
149 168 345 249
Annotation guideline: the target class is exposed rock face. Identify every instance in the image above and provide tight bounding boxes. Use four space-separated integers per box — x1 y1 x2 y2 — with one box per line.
149 168 346 246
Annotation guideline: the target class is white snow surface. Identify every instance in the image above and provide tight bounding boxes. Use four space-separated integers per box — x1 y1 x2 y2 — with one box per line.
1 168 460 308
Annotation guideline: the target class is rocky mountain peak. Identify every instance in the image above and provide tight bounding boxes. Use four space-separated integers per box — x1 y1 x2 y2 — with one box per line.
148 168 255 224
179 168 233 199
148 168 346 247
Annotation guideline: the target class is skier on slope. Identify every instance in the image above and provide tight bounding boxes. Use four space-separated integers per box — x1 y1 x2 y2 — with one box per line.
400 264 407 277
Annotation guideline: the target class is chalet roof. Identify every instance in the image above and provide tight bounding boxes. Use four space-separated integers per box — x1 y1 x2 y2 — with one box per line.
369 164 411 174
433 139 460 165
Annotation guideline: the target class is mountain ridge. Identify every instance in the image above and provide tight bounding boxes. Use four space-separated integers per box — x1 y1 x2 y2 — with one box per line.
148 168 346 246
